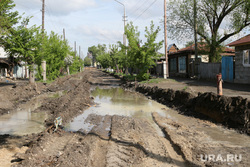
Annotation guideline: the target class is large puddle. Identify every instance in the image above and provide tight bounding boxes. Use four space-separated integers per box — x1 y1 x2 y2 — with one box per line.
66 87 250 147
65 87 167 136
0 93 52 135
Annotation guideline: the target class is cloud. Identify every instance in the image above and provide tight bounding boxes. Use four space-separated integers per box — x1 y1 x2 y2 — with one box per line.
73 25 123 43
14 0 97 16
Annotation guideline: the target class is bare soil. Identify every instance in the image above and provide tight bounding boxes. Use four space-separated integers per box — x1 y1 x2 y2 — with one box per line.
0 68 249 167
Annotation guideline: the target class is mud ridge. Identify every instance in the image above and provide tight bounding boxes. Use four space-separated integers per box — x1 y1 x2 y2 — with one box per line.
151 113 199 167
123 82 250 134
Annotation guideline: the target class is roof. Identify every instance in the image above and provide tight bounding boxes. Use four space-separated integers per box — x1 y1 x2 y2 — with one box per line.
227 34 250 46
167 44 179 52
173 43 234 53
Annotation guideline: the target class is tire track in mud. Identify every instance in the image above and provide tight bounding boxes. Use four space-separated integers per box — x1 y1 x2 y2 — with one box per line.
84 114 186 167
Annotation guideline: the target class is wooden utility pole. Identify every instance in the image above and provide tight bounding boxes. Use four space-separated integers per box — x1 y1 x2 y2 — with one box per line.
164 0 169 79
63 28 66 41
194 0 198 76
42 0 45 34
74 41 76 58
79 46 81 58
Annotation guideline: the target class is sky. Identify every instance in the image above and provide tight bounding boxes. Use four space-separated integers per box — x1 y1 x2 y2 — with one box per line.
12 0 250 59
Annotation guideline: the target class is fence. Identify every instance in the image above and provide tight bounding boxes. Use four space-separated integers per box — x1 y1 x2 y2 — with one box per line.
198 62 221 81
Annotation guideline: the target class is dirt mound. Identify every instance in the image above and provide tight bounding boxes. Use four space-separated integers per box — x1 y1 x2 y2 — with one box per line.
0 81 47 115
36 71 94 126
125 82 250 134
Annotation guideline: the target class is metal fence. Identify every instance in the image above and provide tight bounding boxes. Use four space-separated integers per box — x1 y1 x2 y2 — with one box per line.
198 62 221 81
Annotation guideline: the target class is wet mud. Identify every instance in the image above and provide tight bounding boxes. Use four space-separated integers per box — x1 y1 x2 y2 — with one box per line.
0 68 249 167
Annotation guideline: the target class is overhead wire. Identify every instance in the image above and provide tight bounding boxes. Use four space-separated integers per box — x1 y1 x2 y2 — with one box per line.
45 1 61 34
125 0 150 18
133 0 158 22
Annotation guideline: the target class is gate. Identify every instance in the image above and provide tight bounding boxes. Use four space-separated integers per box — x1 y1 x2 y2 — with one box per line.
221 56 234 82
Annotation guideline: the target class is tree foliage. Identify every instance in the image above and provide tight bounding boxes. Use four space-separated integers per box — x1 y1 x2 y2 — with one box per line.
37 31 70 80
69 55 84 74
168 0 250 62
125 21 163 80
95 21 163 80
1 18 41 83
83 56 92 67
88 44 106 65
0 0 20 34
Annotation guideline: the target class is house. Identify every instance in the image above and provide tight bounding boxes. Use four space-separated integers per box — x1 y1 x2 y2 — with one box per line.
227 34 250 84
0 47 9 77
0 46 28 78
155 44 179 76
167 43 235 77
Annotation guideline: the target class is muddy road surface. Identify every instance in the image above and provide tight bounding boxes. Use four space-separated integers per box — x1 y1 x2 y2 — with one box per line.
0 68 249 167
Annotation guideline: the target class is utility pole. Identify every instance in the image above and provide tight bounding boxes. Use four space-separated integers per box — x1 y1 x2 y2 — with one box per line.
164 0 169 79
41 0 46 82
114 0 127 46
79 46 81 58
194 0 198 77
63 28 66 41
74 41 77 58
42 0 45 34
79 46 82 71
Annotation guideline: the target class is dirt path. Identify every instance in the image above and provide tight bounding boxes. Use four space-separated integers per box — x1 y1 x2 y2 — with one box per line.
1 68 249 166
142 77 250 100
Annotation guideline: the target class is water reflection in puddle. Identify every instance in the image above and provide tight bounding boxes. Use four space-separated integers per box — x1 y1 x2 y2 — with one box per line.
0 94 49 135
66 87 250 147
66 87 167 136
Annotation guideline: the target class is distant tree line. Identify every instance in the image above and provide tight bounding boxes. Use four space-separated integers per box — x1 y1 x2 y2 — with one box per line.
87 21 163 80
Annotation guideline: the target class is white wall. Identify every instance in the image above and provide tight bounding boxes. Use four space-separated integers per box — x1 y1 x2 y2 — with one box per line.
0 47 8 58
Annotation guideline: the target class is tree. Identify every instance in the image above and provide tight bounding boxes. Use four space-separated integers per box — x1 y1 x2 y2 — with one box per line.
1 18 41 84
124 22 141 74
168 0 250 62
96 52 111 69
70 55 83 74
83 56 92 67
185 41 194 47
109 44 120 71
0 0 20 34
125 21 163 80
88 44 106 65
38 31 70 80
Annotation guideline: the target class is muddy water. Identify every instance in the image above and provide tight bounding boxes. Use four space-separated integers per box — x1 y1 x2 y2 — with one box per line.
66 87 167 136
0 94 51 135
67 87 250 147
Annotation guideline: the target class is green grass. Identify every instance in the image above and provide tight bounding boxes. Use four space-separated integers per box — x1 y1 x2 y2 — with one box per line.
52 93 60 98
140 78 166 84
182 86 188 91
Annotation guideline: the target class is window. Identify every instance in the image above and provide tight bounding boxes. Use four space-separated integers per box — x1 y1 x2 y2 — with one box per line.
243 50 250 66
170 58 177 72
178 56 186 73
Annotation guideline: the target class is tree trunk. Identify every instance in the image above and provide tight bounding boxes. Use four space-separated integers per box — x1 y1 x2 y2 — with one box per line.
25 62 27 79
116 64 119 73
209 43 219 63
67 65 69 75
29 64 35 84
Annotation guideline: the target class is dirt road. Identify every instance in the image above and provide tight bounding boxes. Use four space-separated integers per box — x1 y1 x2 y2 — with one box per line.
0 68 249 167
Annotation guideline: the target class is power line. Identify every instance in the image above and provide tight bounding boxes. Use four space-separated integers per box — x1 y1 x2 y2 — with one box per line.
125 0 149 17
133 0 158 22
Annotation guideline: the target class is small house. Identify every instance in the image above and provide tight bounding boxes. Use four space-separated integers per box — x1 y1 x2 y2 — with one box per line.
167 43 234 77
227 34 250 84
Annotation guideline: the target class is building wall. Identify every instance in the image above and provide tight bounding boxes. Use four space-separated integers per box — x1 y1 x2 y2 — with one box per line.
234 45 250 84
0 47 8 58
156 62 163 76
